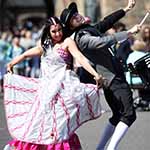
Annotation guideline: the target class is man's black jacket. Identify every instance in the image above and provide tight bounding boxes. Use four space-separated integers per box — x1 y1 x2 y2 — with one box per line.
73 9 128 87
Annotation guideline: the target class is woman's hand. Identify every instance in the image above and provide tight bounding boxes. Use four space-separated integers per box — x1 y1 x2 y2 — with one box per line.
94 74 104 89
7 63 13 74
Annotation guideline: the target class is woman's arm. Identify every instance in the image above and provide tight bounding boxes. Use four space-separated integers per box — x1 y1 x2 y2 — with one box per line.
7 46 43 73
64 37 103 87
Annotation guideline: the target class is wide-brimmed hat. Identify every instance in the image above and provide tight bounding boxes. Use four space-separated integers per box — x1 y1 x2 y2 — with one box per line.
60 2 78 26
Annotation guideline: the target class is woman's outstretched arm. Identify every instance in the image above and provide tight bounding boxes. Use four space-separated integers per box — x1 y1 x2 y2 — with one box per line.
7 46 43 73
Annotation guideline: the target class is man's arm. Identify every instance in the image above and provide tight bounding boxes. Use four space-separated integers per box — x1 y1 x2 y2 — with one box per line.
123 0 136 13
77 24 140 51
78 31 128 51
94 0 136 33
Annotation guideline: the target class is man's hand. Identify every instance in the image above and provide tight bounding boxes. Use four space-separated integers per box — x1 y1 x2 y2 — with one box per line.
127 24 141 35
123 0 136 12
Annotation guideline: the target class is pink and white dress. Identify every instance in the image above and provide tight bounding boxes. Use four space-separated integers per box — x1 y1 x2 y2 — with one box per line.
3 46 102 150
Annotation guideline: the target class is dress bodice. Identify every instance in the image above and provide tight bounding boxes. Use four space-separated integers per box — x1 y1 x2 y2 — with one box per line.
57 48 72 65
42 46 72 65
40 46 72 77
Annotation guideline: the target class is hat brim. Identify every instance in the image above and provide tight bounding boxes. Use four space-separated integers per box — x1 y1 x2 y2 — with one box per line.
62 2 78 26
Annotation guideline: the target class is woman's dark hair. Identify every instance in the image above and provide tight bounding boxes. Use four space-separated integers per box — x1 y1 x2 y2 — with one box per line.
41 17 64 51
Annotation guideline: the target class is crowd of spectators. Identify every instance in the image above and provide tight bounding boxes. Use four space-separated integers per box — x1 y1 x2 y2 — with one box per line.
107 22 150 110
0 21 43 92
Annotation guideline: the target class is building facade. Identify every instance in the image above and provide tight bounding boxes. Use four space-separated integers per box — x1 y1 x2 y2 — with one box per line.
0 0 149 31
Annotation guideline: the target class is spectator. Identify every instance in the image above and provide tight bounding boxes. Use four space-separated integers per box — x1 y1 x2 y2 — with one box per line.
20 30 36 77
84 0 100 24
107 21 134 71
7 36 25 75
126 40 147 84
126 39 150 110
140 25 150 52
0 32 11 92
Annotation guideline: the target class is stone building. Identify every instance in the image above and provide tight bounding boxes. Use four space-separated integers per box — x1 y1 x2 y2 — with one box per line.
56 0 149 26
100 0 150 27
0 0 54 30
0 0 149 31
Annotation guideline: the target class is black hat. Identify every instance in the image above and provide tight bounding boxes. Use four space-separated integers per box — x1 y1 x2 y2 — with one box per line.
60 2 78 26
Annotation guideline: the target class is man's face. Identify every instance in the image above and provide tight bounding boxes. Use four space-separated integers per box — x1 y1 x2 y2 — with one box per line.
69 13 85 29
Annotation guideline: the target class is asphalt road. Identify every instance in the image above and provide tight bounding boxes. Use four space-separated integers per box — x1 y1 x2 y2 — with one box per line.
0 92 150 150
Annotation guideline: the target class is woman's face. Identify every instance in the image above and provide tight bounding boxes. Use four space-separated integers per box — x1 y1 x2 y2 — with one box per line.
50 24 63 44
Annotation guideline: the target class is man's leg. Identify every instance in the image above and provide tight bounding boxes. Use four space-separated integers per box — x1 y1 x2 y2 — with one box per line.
96 121 115 150
106 78 136 150
96 88 119 150
3 144 11 150
97 78 136 150
106 121 128 150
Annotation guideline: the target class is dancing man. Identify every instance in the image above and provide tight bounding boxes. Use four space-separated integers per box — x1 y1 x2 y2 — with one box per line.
60 0 141 149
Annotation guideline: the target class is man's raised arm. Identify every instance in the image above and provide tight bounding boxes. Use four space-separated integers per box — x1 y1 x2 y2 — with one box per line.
95 0 136 33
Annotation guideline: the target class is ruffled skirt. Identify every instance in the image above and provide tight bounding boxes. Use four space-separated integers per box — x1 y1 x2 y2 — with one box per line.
4 71 102 149
5 133 81 150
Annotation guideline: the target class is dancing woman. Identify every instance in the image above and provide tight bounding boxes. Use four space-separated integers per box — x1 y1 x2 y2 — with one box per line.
3 17 103 150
